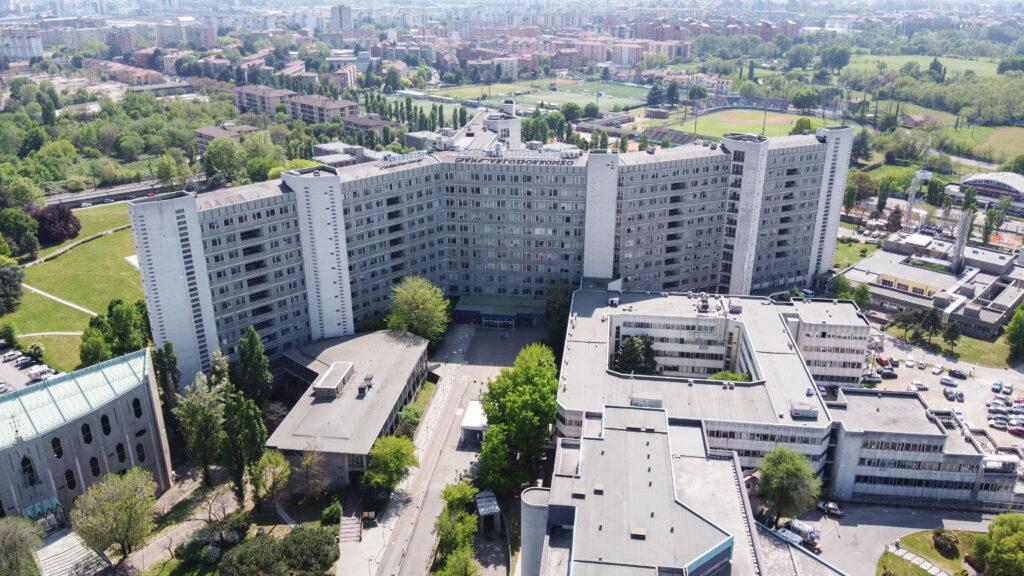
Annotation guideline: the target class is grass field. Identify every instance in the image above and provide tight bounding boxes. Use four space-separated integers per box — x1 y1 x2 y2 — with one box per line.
976 126 1024 160
670 109 823 138
24 228 143 314
20 334 83 373
886 326 1011 369
900 530 982 575
39 203 131 258
872 99 1024 162
430 80 646 112
0 290 91 335
876 551 931 576
833 240 879 269
849 54 1000 77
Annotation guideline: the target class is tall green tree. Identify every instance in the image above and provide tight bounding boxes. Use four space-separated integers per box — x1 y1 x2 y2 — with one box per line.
0 257 23 314
385 275 450 348
613 335 657 375
364 436 418 492
152 340 180 410
221 385 267 505
789 117 814 135
759 447 821 527
970 513 1024 576
233 325 273 406
832 275 853 299
70 468 157 563
203 137 244 179
983 208 1006 244
0 208 39 257
251 449 291 511
943 321 961 352
173 373 225 485
79 327 112 366
108 301 146 356
0 517 43 576
852 283 872 311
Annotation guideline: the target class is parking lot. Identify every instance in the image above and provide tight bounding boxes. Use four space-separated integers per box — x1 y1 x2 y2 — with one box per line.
0 354 36 394
869 333 1024 449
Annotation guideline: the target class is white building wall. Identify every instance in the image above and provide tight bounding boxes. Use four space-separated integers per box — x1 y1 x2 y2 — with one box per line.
721 135 770 295
583 151 618 279
284 167 355 339
808 126 854 281
129 193 219 384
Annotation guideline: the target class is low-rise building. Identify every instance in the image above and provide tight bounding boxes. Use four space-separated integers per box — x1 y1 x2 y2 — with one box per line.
0 350 172 530
194 123 259 153
268 331 429 488
232 85 297 115
286 94 359 123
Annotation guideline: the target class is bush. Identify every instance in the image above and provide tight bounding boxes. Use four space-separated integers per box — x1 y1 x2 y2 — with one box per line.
280 527 339 574
933 528 960 557
219 536 286 576
321 497 343 526
200 544 222 564
396 403 423 438
220 509 251 543
174 527 217 563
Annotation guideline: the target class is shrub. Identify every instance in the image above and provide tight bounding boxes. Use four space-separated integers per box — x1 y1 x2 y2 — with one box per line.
200 544 222 564
280 527 339 573
933 528 960 557
321 497 343 526
219 536 286 576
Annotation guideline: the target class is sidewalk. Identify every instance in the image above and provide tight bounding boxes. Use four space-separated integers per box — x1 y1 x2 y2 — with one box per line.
885 544 951 576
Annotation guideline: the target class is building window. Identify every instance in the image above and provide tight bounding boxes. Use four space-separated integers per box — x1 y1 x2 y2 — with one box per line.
101 415 111 436
81 423 92 444
116 443 126 463
90 457 100 477
21 457 37 486
132 399 143 418
65 469 77 490
52 437 63 459
135 443 146 463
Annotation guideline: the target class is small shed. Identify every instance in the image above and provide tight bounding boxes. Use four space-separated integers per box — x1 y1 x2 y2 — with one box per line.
474 489 503 533
460 400 488 445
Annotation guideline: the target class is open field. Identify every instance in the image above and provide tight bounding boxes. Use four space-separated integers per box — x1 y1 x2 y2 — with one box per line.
975 126 1024 160
849 54 1000 77
873 99 1024 162
431 83 523 100
39 203 131 257
24 228 143 313
669 109 824 138
899 529 982 575
885 325 1011 369
20 334 83 373
833 240 879 269
0 290 91 335
555 80 649 100
430 80 646 112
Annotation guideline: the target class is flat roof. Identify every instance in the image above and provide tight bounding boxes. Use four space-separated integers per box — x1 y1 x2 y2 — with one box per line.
844 250 957 289
0 350 149 450
267 331 427 456
830 390 944 436
195 179 291 211
560 290 869 425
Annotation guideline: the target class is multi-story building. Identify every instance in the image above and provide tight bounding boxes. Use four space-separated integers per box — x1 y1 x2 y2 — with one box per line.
232 85 297 115
331 4 353 30
329 63 359 89
286 94 359 123
0 350 173 529
130 125 855 383
0 28 43 59
185 24 216 50
194 123 259 153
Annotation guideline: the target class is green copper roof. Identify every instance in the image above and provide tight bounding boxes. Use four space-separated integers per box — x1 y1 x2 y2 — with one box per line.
0 350 149 450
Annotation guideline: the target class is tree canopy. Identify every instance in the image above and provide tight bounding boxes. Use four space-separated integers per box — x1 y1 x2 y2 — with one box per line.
364 435 418 492
970 512 1024 576
759 446 821 526
613 335 657 375
385 275 450 348
70 468 157 562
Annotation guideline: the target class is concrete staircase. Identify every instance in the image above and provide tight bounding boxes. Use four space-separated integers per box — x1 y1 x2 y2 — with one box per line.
36 530 110 576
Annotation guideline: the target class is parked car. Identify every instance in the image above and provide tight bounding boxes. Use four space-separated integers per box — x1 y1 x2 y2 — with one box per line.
1010 418 1024 427
14 356 33 368
880 369 898 380
1004 383 1014 395
862 373 882 384
890 357 900 368
1010 426 1024 437
944 388 956 401
2 351 19 362
875 356 889 367
990 419 1009 430
990 406 1009 415
949 368 967 379
103 198 114 204
0 383 7 394
906 354 915 367
911 380 928 391
940 376 957 387
918 360 927 369
931 364 944 375
993 381 1004 393
956 391 965 402
816 501 845 517
80 201 92 208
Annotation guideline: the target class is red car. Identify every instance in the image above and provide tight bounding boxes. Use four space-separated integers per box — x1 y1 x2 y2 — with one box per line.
875 356 889 367
1009 426 1024 437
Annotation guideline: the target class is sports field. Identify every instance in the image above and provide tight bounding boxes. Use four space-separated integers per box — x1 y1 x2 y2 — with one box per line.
847 54 999 77
429 79 647 112
668 109 824 138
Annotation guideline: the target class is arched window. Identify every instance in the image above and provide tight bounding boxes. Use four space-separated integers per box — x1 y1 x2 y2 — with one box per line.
81 423 92 444
65 469 76 490
89 457 100 477
51 437 63 459
116 443 126 463
100 415 111 436
132 399 143 418
135 443 146 463
21 456 37 486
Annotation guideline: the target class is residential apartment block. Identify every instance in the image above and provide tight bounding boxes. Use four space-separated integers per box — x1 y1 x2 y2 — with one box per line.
286 94 359 123
130 126 854 383
232 85 298 116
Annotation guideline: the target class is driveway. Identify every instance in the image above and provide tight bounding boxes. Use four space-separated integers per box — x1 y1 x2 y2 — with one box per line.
797 503 994 576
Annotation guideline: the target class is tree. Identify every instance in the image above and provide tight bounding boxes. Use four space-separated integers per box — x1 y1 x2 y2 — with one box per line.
25 342 44 362
0 517 43 576
173 373 225 485
0 208 39 257
943 321 961 352
155 154 178 190
846 170 877 203
78 327 112 366
785 45 814 70
221 385 267 505
396 402 423 438
758 447 821 527
219 536 287 576
983 208 1006 244
852 283 872 311
152 340 180 411
789 117 814 135
561 102 581 123
0 323 17 349
583 102 599 119
385 276 450 348
30 204 81 245
0 259 23 315
665 80 680 107
436 505 478 560
887 206 903 231
442 481 478 512
613 335 657 374
203 137 243 180
833 275 853 299
436 545 482 576
107 301 146 355
688 85 707 100
790 88 818 110
364 436 418 492
646 82 664 106
970 513 1024 576
280 527 339 574
251 449 291 510
298 446 328 503
70 468 157 563
851 129 871 164
233 325 273 407
1007 305 1024 359
479 424 521 493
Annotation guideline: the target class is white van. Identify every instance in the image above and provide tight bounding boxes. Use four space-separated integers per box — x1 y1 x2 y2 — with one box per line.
28 366 52 381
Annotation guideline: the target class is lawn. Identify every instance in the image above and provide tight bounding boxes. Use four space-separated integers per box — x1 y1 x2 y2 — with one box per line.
976 126 1024 161
39 203 131 258
24 228 143 314
556 80 649 100
20 334 83 373
670 109 823 138
876 551 931 576
900 529 983 575
432 83 524 100
411 380 437 414
849 54 1000 77
885 326 1010 369
839 221 859 231
0 290 92 335
833 240 879 269
139 558 218 576
432 80 644 112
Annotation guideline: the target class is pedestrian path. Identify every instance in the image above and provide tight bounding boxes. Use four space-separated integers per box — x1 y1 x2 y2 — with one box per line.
885 544 951 576
22 284 97 316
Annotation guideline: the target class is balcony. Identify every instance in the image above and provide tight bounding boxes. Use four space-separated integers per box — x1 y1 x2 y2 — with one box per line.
249 290 270 302
241 244 264 257
388 223 404 234
244 259 266 272
246 275 268 288
239 228 261 241
387 210 402 220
